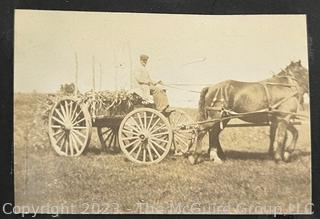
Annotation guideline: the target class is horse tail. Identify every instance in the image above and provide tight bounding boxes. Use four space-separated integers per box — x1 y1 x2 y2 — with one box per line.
198 87 209 121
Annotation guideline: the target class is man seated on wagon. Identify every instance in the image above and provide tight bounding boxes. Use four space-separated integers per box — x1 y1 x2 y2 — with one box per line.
132 54 171 115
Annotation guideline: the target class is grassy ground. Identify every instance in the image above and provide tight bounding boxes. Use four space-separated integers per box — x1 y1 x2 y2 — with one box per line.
14 93 311 214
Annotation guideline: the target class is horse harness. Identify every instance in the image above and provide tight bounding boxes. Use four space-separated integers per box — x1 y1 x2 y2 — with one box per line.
206 74 301 128
260 75 301 111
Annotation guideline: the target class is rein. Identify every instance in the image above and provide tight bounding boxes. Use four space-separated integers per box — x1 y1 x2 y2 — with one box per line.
161 83 201 93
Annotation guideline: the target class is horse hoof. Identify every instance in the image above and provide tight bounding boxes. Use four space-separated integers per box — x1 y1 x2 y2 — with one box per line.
214 158 223 165
283 152 291 162
188 155 196 165
274 154 282 163
209 152 215 161
209 150 219 161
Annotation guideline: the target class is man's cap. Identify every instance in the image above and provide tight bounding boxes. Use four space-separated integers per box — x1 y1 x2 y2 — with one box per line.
140 54 149 60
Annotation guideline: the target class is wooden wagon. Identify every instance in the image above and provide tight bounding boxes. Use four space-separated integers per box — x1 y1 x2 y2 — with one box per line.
48 95 196 164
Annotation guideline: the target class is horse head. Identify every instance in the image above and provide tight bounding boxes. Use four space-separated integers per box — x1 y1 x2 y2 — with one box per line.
285 60 309 95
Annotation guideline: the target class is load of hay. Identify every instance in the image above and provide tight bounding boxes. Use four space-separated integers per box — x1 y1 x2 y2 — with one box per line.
39 90 144 123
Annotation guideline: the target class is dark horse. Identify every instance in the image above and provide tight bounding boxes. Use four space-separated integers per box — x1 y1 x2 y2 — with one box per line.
188 61 309 164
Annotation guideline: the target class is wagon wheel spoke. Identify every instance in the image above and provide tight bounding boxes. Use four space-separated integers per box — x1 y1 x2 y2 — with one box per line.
134 143 142 159
149 117 161 133
73 126 87 130
113 132 119 148
168 109 195 155
122 128 138 136
150 124 167 134
54 108 65 123
129 142 141 155
175 131 191 140
109 133 115 148
126 120 141 133
143 112 148 129
174 113 182 125
119 108 172 164
124 138 140 149
97 127 120 152
152 131 170 137
149 142 161 158
69 100 73 118
62 134 68 154
72 117 86 126
147 112 154 130
129 117 142 131
53 129 63 137
71 131 85 150
71 111 82 124
68 135 74 156
60 103 67 120
147 145 154 162
121 136 139 141
142 148 146 162
56 132 65 146
137 112 144 129
70 133 80 153
70 103 79 122
150 137 169 144
149 139 166 151
72 129 86 139
174 133 190 147
49 98 91 157
52 115 65 126
102 128 113 136
103 129 113 144
64 101 69 119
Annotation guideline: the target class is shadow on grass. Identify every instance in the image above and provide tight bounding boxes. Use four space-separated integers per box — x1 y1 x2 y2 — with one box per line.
224 150 270 160
290 150 311 162
224 150 310 161
84 147 121 155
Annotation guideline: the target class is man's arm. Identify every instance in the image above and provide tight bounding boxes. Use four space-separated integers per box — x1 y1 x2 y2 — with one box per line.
134 68 155 86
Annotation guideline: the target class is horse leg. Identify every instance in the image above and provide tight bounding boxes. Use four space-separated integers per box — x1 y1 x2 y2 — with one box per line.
268 122 276 157
208 127 224 164
188 128 207 165
283 123 298 162
273 120 288 162
209 118 228 159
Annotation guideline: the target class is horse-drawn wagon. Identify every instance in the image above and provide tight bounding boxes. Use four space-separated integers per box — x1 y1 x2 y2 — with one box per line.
48 61 309 165
48 91 196 164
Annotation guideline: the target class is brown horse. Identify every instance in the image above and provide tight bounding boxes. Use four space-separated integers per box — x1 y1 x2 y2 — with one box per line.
188 61 309 164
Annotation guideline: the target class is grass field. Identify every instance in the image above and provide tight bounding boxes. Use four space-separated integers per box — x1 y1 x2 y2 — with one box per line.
14 93 312 214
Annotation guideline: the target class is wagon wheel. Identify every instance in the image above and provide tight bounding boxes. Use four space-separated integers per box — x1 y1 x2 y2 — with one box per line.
48 97 92 156
97 127 120 153
168 109 196 155
118 108 173 164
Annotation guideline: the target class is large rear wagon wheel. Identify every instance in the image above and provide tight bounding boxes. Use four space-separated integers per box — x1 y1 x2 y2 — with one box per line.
118 108 173 164
168 109 196 155
48 98 92 156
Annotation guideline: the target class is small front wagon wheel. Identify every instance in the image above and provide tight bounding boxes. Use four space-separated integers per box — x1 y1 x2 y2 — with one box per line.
168 109 196 154
48 98 92 156
118 108 173 164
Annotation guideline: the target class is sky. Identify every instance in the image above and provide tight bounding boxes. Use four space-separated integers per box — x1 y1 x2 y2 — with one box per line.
14 10 309 107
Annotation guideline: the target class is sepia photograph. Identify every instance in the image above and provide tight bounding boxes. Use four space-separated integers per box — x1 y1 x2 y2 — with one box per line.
13 10 311 214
